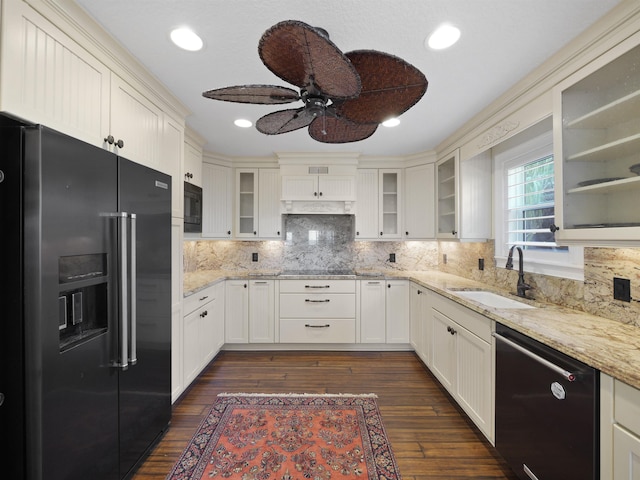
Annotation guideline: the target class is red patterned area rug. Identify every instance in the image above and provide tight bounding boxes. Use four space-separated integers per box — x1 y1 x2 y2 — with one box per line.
166 393 400 480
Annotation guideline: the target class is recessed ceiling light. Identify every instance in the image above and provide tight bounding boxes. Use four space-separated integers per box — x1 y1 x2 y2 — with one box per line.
234 119 253 128
427 24 461 50
170 27 203 51
382 118 400 127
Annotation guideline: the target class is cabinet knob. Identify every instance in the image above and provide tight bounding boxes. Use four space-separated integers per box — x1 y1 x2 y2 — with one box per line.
356 231 359 236
549 224 560 233
417 290 422 295
406 231 409 236
451 230 457 236
380 232 383 236
277 231 280 236
244 284 247 288
387 284 391 288
104 135 115 145
253 231 257 235
227 230 231 235
314 192 318 197
319 192 323 197
115 139 124 149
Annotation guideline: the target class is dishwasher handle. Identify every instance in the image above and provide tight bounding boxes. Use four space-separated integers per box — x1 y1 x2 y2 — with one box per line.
493 332 576 382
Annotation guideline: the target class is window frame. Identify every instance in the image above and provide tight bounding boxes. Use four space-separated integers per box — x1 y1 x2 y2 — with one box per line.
493 128 584 281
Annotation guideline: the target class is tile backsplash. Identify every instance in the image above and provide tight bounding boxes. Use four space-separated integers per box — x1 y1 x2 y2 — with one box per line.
184 214 640 327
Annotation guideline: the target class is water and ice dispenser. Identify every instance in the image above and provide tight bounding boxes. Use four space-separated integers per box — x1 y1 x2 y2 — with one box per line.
58 254 108 351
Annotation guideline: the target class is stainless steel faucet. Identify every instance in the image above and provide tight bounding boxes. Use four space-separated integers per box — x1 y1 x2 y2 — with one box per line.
506 246 531 298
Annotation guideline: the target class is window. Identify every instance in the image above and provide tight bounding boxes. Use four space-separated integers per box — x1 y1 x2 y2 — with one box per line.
493 120 583 280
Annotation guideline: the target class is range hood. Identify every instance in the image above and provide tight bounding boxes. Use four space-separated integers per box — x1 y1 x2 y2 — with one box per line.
282 199 354 215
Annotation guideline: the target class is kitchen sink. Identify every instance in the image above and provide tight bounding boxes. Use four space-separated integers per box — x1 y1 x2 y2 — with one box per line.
450 290 535 309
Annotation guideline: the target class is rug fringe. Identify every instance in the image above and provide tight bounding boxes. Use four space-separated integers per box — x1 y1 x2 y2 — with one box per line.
217 392 378 398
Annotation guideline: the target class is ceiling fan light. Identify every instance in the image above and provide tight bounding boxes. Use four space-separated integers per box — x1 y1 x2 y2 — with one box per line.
170 27 203 51
382 118 400 127
234 119 253 128
427 24 461 50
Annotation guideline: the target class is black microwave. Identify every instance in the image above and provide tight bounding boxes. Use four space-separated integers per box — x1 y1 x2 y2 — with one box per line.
184 181 202 233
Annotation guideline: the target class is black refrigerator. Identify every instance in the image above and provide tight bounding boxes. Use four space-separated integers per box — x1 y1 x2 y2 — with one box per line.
0 114 172 480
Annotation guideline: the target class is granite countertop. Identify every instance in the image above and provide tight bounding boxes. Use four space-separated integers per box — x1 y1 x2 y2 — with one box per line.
183 269 640 390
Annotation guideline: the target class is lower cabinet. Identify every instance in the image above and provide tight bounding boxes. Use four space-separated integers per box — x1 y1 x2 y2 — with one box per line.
409 282 431 366
279 280 356 343
359 280 386 343
386 280 410 343
182 282 225 387
428 292 494 442
601 374 640 479
225 280 249 343
249 280 276 343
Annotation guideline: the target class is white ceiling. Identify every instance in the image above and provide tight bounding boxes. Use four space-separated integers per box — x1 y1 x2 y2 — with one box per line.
75 0 621 158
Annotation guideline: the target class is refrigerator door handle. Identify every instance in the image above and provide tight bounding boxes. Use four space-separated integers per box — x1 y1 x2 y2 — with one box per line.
129 213 137 366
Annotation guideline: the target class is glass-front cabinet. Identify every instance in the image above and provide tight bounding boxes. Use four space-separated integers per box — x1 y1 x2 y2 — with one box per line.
436 150 459 239
553 33 640 246
236 169 257 237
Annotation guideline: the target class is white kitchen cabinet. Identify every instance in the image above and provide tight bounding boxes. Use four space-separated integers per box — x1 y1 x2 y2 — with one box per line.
258 169 282 239
249 280 276 343
182 282 225 387
236 169 258 238
279 280 356 343
225 280 249 343
553 32 640 246
429 292 494 442
355 169 402 240
359 280 386 343
235 168 281 239
436 150 459 239
601 375 640 480
459 151 492 240
410 282 430 365
404 164 435 239
171 219 184 403
0 0 110 148
108 73 162 170
183 138 203 187
202 162 233 238
386 280 409 343
281 174 356 201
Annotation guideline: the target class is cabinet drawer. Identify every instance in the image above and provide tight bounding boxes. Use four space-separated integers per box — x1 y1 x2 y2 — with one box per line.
615 379 640 435
280 319 356 343
183 284 218 315
280 293 356 318
431 292 492 342
279 280 356 294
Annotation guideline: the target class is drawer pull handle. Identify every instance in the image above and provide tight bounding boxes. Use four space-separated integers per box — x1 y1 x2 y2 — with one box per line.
305 285 330 289
305 324 330 328
305 299 330 303
199 295 209 301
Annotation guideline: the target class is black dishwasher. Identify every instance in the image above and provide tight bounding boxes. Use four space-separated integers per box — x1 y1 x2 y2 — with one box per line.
494 323 599 480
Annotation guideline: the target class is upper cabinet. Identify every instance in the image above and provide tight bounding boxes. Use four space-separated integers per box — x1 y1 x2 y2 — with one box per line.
202 162 233 238
281 172 356 201
436 151 459 239
459 151 492 241
553 32 640 246
235 168 281 239
355 169 403 240
184 131 205 187
404 163 435 239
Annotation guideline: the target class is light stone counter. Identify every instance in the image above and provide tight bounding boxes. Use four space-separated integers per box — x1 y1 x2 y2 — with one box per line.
183 269 640 390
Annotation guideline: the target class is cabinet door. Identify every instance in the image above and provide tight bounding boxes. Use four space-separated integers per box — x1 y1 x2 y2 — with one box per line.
236 169 258 238
249 280 275 343
211 282 226 352
379 170 402 239
225 280 249 343
281 175 318 200
184 141 203 187
360 280 386 343
319 175 356 200
200 288 224 364
0 0 110 148
386 280 409 343
202 163 233 238
171 220 183 402
183 308 202 386
405 164 435 239
258 169 282 238
613 424 640 480
355 169 379 239
455 326 493 441
436 151 459 239
409 283 423 356
431 309 456 393
459 152 492 240
109 73 162 169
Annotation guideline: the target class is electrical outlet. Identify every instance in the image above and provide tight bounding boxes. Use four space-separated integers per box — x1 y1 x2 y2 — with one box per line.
613 277 631 302
389 253 396 263
443 254 447 264
252 252 258 262
478 258 485 271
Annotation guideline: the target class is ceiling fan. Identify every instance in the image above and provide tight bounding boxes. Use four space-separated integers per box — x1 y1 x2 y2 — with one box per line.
202 20 428 144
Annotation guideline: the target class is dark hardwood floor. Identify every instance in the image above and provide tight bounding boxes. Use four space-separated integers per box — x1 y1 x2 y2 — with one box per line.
132 351 518 480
